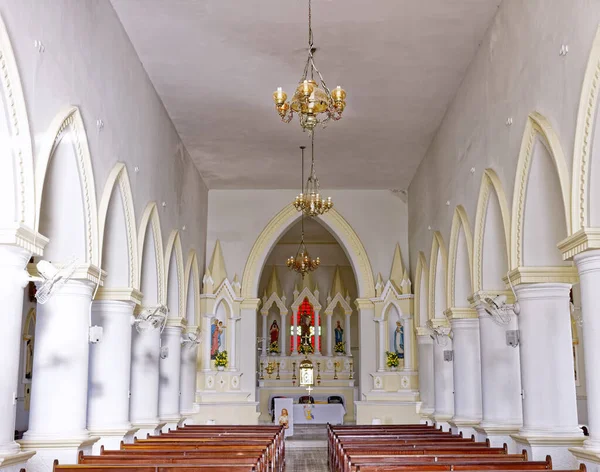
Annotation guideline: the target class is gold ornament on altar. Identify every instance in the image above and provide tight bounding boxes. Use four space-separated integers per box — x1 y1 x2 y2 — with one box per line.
293 135 333 217
272 0 346 132
265 362 276 379
299 357 314 387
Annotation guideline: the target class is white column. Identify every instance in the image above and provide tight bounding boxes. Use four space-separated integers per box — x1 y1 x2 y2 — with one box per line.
201 314 212 371
314 311 321 355
87 299 136 447
292 311 298 355
344 312 352 357
261 313 268 357
515 283 581 438
279 312 287 356
325 313 333 356
575 250 600 450
180 326 198 417
402 316 414 370
24 278 96 441
475 300 522 431
0 246 31 455
417 332 435 417
129 325 161 431
227 318 238 370
432 335 454 427
450 317 482 428
377 319 386 372
158 324 183 426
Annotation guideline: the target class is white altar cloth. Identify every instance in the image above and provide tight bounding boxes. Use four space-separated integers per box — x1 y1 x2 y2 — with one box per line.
293 404 345 425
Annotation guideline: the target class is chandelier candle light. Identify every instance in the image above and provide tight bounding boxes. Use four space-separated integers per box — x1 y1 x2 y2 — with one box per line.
294 133 333 216
273 0 346 132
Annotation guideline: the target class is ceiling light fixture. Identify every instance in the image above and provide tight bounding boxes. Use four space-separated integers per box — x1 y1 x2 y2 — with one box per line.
287 146 321 277
293 133 333 216
273 0 346 132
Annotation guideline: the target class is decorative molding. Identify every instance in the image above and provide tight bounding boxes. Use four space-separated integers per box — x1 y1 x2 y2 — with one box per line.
447 205 474 307
414 251 428 328
428 231 447 321
241 204 375 299
291 285 322 312
98 162 139 289
472 169 511 292
0 12 34 228
510 112 571 269
165 230 185 319
0 223 48 255
415 326 432 337
35 107 99 266
240 298 261 311
95 287 143 305
572 25 600 231
184 249 201 326
469 290 515 309
355 298 375 310
137 202 165 305
503 266 579 286
444 307 477 320
260 291 288 316
28 262 106 286
324 292 353 315
558 227 600 260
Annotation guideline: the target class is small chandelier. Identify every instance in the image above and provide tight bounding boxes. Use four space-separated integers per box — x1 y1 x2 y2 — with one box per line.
272 0 347 132
293 135 333 216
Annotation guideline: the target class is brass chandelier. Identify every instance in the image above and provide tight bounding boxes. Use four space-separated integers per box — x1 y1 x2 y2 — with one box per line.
293 133 333 216
272 0 347 132
287 146 321 277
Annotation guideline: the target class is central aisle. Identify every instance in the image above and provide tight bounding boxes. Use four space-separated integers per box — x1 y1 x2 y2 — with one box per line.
285 425 329 471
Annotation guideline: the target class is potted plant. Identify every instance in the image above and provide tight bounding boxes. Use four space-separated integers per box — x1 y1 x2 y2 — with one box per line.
298 343 314 355
215 350 228 371
386 351 399 371
334 341 346 356
268 341 279 355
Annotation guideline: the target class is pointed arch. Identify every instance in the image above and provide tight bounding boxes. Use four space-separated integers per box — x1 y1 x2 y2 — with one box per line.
0 13 34 228
241 205 375 299
511 112 571 268
572 25 600 231
98 162 139 289
184 249 200 326
165 230 185 319
428 231 448 321
35 106 98 265
473 169 511 292
138 202 165 305
447 205 474 307
414 251 428 328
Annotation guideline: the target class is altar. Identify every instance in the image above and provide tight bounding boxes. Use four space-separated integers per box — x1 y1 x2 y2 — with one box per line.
293 403 345 424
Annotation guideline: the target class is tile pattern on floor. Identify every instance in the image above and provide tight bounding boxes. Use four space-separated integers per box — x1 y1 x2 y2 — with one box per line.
285 448 329 472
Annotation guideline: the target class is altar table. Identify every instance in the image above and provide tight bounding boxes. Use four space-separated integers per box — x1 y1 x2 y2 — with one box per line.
293 403 345 425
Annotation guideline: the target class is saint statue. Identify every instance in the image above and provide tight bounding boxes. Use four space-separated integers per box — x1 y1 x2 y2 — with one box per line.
270 320 279 344
334 320 344 345
300 312 311 345
394 321 405 359
210 319 221 359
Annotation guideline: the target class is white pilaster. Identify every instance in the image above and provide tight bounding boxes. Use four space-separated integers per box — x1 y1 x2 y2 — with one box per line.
326 313 333 356
314 310 321 355
377 319 386 372
292 311 298 355
0 246 32 456
201 314 212 371
261 313 268 357
416 331 434 418
279 312 287 356
344 312 352 357
87 298 138 452
511 283 583 466
158 323 183 428
449 315 482 437
180 325 199 418
227 317 239 370
402 315 414 370
432 335 454 429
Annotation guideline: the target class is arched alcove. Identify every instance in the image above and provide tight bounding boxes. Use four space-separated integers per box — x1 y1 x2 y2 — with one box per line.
447 206 473 307
211 300 230 359
385 304 405 366
415 252 428 328
138 203 164 306
429 231 448 320
184 250 200 326
473 169 511 292
165 231 184 318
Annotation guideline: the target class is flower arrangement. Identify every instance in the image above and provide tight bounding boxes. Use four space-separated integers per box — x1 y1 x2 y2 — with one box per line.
268 341 280 354
334 341 346 354
386 351 399 368
298 343 315 355
215 350 228 368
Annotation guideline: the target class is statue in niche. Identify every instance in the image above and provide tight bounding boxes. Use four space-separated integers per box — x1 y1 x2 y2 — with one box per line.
300 312 311 345
211 319 223 359
394 321 404 359
334 320 344 345
270 320 280 344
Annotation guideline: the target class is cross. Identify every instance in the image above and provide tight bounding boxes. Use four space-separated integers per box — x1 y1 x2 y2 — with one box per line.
306 385 313 396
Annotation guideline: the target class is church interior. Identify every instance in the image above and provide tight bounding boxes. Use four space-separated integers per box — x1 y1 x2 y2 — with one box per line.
1 0 600 471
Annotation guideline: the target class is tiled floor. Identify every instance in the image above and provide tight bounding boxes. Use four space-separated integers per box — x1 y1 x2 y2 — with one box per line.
285 425 329 471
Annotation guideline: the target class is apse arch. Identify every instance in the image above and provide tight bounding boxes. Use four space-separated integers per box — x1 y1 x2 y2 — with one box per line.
35 106 99 265
184 249 200 326
98 162 139 289
241 205 375 299
428 231 448 320
447 205 473 307
473 169 511 292
572 25 600 230
165 230 185 319
414 251 428 328
0 12 34 228
510 112 571 268
138 202 165 305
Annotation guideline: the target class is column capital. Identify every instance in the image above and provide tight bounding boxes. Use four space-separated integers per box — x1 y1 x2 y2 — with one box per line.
28 262 106 286
427 317 450 329
512 282 572 300
0 223 48 256
240 298 261 310
415 326 432 337
355 298 374 310
95 287 143 305
184 324 199 334
165 317 186 329
444 307 477 320
469 290 515 308
559 227 600 260
573 248 600 273
503 266 578 287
